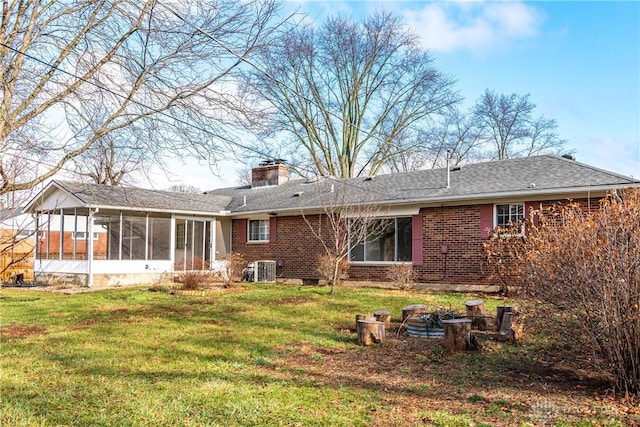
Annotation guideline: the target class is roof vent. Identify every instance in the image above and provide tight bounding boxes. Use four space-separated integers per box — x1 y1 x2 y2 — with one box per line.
293 191 303 197
450 166 461 172
364 176 374 181
561 154 575 161
527 183 536 189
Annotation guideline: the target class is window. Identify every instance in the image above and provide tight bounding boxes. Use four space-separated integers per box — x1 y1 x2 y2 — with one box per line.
176 222 188 249
16 230 34 239
495 203 524 233
248 219 269 242
349 217 412 262
71 231 100 240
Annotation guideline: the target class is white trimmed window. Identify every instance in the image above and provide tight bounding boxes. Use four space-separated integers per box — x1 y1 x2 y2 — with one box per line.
495 203 524 233
71 231 100 240
16 230 34 239
349 217 412 262
248 219 270 242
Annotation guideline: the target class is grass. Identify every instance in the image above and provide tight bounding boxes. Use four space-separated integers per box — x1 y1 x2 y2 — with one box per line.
0 284 635 426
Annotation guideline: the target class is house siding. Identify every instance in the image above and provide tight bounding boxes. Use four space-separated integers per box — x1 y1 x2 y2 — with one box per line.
348 205 490 285
232 215 329 280
232 198 601 287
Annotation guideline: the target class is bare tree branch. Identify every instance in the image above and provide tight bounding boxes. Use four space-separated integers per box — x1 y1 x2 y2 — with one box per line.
1 0 283 195
473 89 567 159
241 12 459 178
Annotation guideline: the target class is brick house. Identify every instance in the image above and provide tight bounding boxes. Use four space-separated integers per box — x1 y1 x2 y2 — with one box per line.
24 155 639 287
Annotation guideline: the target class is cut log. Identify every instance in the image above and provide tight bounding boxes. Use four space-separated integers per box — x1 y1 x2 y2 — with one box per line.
402 304 428 321
496 306 514 331
441 318 472 353
465 299 488 330
355 314 375 330
373 310 391 328
497 310 523 343
356 319 385 346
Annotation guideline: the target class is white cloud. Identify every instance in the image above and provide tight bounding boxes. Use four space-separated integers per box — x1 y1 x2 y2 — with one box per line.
400 1 544 53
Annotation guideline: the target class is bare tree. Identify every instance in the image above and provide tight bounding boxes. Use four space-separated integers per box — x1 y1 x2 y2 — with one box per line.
384 106 484 172
473 89 567 159
71 134 145 186
302 179 390 294
0 0 282 197
166 183 202 193
242 12 459 179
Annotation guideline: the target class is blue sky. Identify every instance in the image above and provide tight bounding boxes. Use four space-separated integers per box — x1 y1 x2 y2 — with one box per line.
287 0 640 178
141 0 639 189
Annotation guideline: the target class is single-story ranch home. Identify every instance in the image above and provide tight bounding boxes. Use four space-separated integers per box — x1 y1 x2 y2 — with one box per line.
24 155 639 288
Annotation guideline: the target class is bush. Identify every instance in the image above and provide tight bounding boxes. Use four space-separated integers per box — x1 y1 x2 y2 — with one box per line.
178 271 210 290
387 263 414 290
219 252 246 288
174 258 213 290
316 254 348 292
485 189 640 396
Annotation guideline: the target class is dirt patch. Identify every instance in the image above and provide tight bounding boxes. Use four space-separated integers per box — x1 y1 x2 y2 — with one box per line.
271 296 315 306
270 325 638 426
1 325 47 338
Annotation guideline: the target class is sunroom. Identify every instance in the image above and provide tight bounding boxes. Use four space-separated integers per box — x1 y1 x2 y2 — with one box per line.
24 181 232 287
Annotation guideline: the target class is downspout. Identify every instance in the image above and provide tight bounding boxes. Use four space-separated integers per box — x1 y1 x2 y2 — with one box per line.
87 207 99 287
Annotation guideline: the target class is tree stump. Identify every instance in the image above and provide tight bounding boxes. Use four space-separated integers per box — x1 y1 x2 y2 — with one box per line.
373 310 391 328
402 304 427 321
355 314 375 330
356 319 385 346
442 318 472 353
465 299 488 330
495 306 514 331
497 310 523 343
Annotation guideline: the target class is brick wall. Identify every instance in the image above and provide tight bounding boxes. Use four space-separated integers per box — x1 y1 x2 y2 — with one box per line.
232 198 603 286
233 215 329 280
347 205 490 285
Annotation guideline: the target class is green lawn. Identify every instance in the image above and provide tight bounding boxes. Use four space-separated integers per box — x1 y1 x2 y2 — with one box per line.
0 284 633 426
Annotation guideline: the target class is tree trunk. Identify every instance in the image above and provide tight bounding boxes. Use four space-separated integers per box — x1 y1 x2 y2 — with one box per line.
497 310 523 343
374 310 391 328
496 306 514 331
465 299 488 330
402 304 428 321
355 314 375 330
442 318 472 353
356 319 385 346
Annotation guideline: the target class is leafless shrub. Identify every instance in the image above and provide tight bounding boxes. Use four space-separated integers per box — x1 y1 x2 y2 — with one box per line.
174 258 213 290
485 189 640 396
219 252 246 288
387 263 414 290
176 271 206 290
316 254 348 288
482 226 528 296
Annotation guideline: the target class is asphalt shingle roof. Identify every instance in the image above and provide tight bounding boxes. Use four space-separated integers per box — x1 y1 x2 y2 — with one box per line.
52 181 232 214
38 156 637 216
206 155 638 214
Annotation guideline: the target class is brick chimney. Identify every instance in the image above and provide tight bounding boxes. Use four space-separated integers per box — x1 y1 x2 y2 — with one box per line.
251 160 289 188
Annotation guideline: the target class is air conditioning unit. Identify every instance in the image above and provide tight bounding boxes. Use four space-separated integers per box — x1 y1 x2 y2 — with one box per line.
254 260 276 283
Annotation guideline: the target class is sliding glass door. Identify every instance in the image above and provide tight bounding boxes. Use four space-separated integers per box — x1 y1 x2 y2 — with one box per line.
174 219 212 270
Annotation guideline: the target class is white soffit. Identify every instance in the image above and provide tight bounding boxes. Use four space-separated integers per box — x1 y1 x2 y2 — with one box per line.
341 206 420 219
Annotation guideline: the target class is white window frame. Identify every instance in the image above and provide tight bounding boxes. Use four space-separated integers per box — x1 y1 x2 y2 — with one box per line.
494 203 525 235
348 216 413 264
71 231 100 240
16 229 35 239
248 219 270 243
